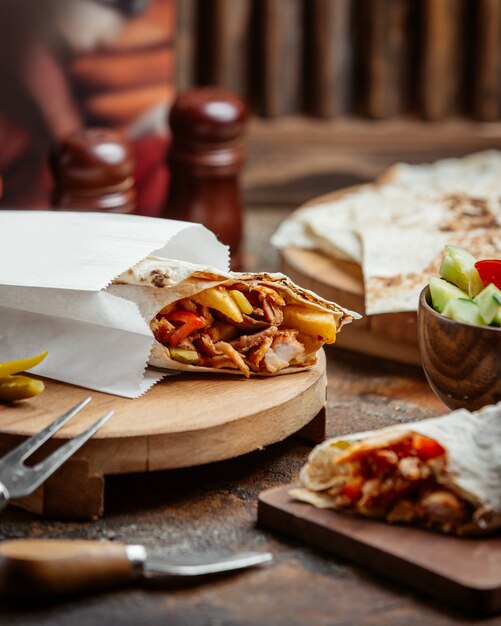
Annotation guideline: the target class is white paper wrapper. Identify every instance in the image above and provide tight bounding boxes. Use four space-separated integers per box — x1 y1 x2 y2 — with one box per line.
0 211 229 397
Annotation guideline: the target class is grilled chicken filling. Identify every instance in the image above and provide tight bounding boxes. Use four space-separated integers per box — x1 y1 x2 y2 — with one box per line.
150 282 336 376
310 432 472 534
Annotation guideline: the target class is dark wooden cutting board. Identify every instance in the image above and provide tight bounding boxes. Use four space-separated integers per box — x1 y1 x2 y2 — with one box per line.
258 484 501 616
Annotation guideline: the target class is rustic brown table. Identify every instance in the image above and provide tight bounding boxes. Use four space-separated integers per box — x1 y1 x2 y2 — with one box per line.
1 120 500 625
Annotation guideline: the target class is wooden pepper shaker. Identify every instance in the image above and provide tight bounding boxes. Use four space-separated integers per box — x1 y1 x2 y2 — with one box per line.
49 128 136 213
164 88 248 269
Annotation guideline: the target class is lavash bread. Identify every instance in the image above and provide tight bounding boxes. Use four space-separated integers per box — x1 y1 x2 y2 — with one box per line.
379 150 501 195
271 151 501 314
362 227 501 314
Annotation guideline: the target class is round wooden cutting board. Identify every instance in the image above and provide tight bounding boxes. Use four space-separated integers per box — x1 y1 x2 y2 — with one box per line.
280 189 420 366
0 353 326 519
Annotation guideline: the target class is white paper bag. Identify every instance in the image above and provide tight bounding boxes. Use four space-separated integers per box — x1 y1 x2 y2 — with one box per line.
0 211 229 398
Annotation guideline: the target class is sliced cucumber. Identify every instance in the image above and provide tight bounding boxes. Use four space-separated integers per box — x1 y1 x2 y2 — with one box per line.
491 293 501 326
474 283 501 325
429 276 468 313
442 298 485 326
439 245 484 297
168 347 200 364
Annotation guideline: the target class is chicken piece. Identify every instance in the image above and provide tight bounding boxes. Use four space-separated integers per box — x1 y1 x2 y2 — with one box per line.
252 284 286 307
176 337 197 351
262 331 305 373
178 298 198 313
211 355 239 369
398 456 431 481
212 321 239 342
262 296 283 325
215 341 250 377
419 490 468 526
198 305 213 326
357 474 415 513
247 336 274 370
230 327 278 352
356 479 388 517
197 333 221 357
365 450 399 475
387 500 420 523
206 326 220 343
151 317 174 344
241 285 286 324
231 314 270 332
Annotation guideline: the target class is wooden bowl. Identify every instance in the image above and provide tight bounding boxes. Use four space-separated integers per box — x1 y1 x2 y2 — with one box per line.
418 286 501 411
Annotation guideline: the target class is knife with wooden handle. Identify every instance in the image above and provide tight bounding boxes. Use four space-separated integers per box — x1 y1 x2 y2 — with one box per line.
0 539 272 599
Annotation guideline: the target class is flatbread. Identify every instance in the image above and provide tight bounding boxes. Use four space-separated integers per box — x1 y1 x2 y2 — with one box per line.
379 150 501 195
271 151 501 314
361 227 501 315
273 182 501 266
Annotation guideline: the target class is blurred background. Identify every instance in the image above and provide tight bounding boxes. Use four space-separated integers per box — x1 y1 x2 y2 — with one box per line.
1 0 501 228
0 0 174 212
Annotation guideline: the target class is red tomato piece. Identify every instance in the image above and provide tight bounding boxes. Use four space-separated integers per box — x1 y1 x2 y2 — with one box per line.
341 476 364 502
167 311 202 324
412 434 445 460
474 260 501 289
166 310 206 346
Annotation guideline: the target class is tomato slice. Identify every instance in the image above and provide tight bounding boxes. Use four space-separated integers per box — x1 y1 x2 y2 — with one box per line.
474 260 501 289
166 310 202 324
412 434 445 460
166 310 206 347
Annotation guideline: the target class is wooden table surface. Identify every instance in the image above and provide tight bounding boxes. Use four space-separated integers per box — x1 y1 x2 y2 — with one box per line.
2 119 501 625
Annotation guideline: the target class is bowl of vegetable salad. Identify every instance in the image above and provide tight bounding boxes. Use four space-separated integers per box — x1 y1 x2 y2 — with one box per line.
418 245 501 411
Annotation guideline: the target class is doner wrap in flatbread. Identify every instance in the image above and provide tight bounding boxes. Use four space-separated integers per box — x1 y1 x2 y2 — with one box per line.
108 257 359 377
291 403 501 536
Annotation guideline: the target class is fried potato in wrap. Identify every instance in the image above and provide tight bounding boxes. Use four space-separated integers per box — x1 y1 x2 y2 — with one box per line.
108 257 359 377
291 403 501 536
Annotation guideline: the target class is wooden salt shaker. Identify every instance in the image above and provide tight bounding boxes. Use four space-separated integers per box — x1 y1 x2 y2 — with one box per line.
164 88 248 269
49 128 136 213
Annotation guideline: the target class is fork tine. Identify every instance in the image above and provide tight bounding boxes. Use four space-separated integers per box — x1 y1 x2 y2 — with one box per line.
24 411 114 495
4 410 114 498
0 397 92 468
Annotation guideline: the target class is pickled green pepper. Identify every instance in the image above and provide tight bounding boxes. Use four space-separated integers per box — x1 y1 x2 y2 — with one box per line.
0 376 45 401
0 351 48 402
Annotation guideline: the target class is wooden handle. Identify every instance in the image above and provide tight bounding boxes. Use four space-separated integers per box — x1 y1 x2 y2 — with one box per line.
0 539 133 599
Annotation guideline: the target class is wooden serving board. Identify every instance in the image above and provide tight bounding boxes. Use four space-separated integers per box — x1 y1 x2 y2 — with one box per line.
258 484 501 616
0 354 326 520
280 189 420 366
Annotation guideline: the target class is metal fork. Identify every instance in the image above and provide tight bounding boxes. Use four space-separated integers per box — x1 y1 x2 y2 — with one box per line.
0 398 113 511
